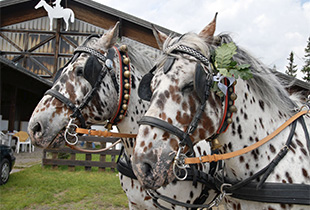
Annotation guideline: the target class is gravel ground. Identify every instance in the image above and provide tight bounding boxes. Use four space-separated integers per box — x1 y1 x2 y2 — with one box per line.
11 146 44 173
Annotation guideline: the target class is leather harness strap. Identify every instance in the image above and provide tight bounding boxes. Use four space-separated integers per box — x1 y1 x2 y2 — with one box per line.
185 110 309 164
75 127 137 138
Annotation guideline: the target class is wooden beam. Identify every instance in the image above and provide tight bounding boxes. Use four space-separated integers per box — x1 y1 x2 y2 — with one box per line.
54 19 61 75
69 1 159 49
0 1 46 27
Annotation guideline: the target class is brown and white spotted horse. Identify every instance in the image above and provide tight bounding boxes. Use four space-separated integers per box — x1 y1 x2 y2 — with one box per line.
28 22 218 209
132 16 310 209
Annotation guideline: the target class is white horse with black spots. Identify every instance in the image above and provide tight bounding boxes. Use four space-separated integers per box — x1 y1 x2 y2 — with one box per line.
132 15 310 210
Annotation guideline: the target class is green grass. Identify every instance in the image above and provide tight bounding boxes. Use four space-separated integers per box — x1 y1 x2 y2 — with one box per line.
0 164 128 209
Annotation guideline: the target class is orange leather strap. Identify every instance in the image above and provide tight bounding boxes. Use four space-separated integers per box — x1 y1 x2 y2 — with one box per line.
75 128 137 138
185 110 309 164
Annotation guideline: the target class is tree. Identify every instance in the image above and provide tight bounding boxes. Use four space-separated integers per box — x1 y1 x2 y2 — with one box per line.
301 37 310 82
285 51 298 77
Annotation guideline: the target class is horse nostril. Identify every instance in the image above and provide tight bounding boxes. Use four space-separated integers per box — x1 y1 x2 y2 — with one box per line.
142 162 153 177
32 122 42 134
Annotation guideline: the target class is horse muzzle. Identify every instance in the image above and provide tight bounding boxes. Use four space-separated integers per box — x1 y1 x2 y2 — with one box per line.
132 147 175 190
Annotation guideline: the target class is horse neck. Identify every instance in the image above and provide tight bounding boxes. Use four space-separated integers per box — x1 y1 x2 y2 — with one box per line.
217 78 297 180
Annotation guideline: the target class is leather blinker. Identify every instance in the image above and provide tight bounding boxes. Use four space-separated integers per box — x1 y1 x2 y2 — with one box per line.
138 72 154 102
83 55 103 87
163 56 176 74
194 62 208 102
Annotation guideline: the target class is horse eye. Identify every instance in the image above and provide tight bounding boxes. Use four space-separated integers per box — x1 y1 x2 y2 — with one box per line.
181 82 194 93
76 67 83 76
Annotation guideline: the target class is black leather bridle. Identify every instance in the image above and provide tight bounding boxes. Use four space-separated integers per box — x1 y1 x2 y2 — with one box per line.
138 45 214 176
45 35 129 129
45 37 114 128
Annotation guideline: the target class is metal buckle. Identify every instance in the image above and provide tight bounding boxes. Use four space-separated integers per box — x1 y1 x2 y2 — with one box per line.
64 118 79 145
173 146 188 180
207 183 232 209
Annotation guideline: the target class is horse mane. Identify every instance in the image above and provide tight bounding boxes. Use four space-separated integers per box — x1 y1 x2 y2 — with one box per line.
162 32 297 115
85 36 153 76
126 44 154 75
217 34 296 115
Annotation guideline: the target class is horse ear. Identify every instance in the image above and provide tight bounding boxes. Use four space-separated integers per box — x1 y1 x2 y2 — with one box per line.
98 21 120 49
199 12 218 39
152 24 168 50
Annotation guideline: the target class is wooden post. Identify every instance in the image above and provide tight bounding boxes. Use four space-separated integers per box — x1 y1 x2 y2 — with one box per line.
52 152 58 170
85 141 92 171
111 142 116 172
53 19 61 76
99 141 106 172
8 87 17 131
68 152 76 171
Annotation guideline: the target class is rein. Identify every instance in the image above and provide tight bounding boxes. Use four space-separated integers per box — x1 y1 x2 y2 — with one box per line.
65 128 137 153
185 109 310 164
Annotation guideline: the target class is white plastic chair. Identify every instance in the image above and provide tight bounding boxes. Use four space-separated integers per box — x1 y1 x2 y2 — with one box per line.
0 131 9 145
14 131 34 153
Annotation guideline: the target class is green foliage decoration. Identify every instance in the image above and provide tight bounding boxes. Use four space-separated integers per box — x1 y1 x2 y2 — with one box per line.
214 42 252 80
211 42 252 96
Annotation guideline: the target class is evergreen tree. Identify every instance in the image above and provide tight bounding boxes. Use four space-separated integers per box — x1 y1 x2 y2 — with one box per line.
285 51 298 77
301 37 310 82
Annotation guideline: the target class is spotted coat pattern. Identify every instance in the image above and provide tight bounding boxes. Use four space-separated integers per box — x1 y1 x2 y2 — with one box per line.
132 27 310 209
28 23 217 210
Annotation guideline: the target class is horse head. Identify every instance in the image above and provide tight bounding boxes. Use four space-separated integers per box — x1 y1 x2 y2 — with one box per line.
132 14 224 189
133 12 310 209
28 22 122 148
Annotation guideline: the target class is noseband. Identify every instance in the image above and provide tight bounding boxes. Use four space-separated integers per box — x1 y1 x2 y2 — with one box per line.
45 35 132 132
138 45 214 179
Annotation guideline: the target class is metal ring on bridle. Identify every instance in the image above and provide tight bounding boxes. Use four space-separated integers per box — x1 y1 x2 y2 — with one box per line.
173 147 188 180
64 118 79 145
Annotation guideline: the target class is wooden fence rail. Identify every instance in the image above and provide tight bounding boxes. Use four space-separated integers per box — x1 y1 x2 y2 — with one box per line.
42 136 121 172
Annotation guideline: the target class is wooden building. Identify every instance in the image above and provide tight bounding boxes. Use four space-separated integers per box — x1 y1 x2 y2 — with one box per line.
0 0 309 132
0 0 169 131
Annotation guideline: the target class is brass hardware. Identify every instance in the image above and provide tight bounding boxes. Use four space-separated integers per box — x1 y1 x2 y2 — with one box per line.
226 118 233 124
123 57 130 65
233 80 237 86
229 105 238 113
124 83 130 89
124 70 130 78
211 139 222 150
120 45 128 53
124 94 130 100
119 115 124 119
106 123 113 131
124 66 128 70
230 93 237 100
122 104 128 110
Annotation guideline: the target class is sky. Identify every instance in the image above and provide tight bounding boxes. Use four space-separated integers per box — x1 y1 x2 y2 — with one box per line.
94 0 310 80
